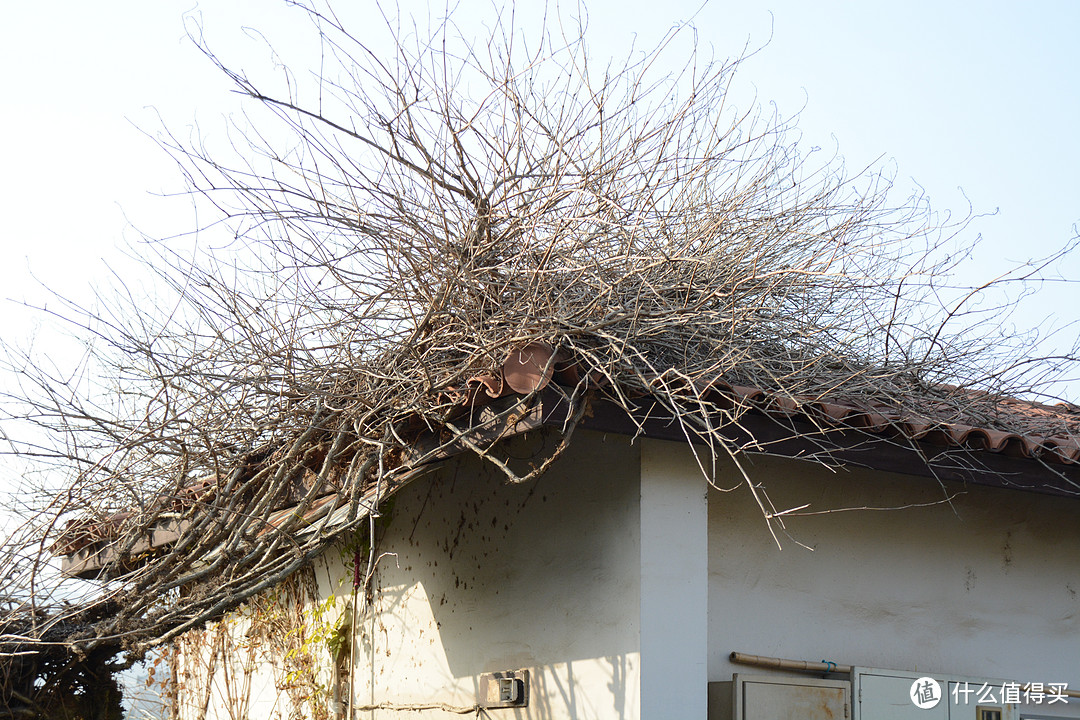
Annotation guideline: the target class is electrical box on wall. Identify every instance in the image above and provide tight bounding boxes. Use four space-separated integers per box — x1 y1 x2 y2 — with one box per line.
713 667 1078 720
719 674 850 720
479 670 529 709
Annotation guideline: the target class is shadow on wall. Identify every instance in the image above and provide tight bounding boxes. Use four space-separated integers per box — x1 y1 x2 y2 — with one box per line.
521 655 635 720
706 452 1080 684
362 429 642 717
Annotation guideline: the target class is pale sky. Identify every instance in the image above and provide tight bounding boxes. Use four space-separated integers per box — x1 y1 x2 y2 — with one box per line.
1 6 1075 707
1 1 1078 398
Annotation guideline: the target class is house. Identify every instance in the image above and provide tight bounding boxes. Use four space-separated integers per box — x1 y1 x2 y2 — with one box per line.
59 349 1080 719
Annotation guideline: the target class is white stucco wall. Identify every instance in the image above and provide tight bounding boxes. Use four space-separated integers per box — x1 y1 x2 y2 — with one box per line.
354 429 643 719
703 448 1080 688
174 431 1080 719
172 565 353 720
639 438 708 718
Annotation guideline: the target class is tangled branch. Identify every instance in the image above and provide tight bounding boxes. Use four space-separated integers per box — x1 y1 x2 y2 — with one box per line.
1 1 1077 709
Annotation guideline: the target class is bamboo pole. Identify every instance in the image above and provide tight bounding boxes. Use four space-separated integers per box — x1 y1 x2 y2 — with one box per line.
729 651 1080 699
730 651 851 675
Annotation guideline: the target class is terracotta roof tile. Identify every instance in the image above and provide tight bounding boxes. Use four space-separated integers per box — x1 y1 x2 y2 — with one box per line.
56 344 1080 569
455 344 1080 470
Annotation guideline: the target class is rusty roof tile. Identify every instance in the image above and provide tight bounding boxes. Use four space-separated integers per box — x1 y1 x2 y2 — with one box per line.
451 344 1080 471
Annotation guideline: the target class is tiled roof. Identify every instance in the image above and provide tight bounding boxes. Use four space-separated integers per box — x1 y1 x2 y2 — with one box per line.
459 342 1080 467
56 342 1080 576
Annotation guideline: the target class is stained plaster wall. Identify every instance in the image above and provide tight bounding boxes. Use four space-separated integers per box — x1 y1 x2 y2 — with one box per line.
354 428 642 719
174 615 284 720
172 561 353 720
176 432 1080 719
704 448 1080 688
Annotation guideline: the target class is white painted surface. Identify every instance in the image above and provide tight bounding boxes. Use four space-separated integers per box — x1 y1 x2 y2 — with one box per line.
355 429 643 719
174 431 1080 719
640 438 709 719
733 674 850 720
705 451 1080 689
172 586 347 720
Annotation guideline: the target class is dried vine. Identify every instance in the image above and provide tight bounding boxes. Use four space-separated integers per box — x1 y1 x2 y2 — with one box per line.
1 1 1077 711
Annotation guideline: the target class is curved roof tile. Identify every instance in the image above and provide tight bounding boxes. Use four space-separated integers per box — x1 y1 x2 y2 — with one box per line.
452 344 1080 471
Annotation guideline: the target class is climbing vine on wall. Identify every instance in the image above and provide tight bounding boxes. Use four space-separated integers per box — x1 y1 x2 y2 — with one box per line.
170 568 352 720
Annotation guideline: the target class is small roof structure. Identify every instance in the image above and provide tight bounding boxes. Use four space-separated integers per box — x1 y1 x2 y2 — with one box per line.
56 343 1080 579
